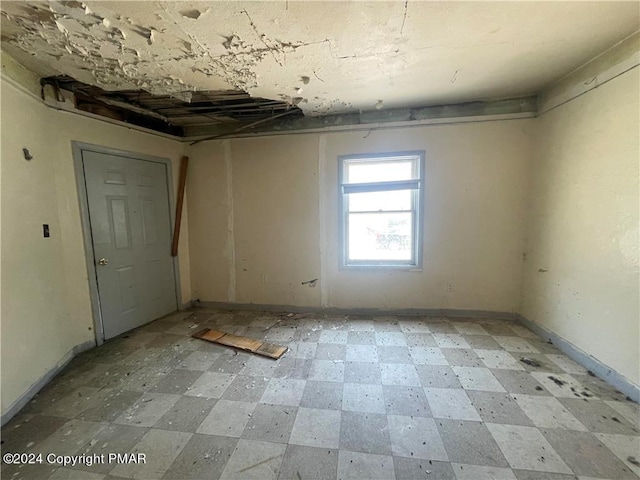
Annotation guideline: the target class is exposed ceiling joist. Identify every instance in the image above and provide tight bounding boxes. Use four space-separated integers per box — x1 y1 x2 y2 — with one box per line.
41 75 304 137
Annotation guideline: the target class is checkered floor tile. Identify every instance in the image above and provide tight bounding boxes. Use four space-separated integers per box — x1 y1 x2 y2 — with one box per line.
2 309 638 479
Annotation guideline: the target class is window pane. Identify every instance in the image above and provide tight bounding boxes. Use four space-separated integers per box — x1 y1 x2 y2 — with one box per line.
348 212 413 261
346 160 415 183
348 190 412 212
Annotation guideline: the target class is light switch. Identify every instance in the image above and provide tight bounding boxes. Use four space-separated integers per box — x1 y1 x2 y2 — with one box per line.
43 224 50 238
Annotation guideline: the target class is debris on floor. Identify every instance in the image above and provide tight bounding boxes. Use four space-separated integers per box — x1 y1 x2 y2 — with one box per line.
4 308 639 480
520 357 541 367
192 328 287 359
628 456 640 467
547 375 566 386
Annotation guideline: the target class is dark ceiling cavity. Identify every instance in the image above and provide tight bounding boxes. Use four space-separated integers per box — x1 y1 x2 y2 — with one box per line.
41 76 304 137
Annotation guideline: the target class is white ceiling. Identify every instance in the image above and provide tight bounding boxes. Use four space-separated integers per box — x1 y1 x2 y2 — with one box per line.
1 1 638 115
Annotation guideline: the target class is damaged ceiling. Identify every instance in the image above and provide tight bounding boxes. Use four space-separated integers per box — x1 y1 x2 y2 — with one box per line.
1 1 639 136
42 75 305 137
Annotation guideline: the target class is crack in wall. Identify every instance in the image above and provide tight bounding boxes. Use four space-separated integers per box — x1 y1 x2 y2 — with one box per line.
400 0 409 36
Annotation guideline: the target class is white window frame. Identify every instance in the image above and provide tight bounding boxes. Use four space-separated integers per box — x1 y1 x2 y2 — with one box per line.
339 151 425 269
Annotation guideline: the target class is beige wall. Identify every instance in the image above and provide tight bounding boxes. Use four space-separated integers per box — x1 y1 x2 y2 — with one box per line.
188 136 323 307
0 76 190 417
233 136 323 306
187 141 233 302
188 120 533 312
521 67 640 385
322 124 532 311
3 34 638 421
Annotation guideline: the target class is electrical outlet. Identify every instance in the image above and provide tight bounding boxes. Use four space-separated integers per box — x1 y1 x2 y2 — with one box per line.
446 282 454 292
261 273 269 283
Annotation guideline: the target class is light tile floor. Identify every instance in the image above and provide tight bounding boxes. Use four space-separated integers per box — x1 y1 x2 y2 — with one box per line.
2 309 639 480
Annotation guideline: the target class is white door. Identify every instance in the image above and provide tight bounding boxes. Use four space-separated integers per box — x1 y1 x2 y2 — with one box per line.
82 150 177 340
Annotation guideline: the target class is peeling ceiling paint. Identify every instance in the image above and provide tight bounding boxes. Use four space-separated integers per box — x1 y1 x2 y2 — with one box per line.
1 1 638 115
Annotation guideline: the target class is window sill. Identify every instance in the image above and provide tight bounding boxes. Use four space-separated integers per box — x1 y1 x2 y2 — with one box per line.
341 264 423 272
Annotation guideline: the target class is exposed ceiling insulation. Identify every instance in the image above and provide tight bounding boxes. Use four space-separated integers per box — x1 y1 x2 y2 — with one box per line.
1 1 639 133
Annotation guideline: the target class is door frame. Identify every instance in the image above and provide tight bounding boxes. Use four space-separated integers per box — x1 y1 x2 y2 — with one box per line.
72 141 182 345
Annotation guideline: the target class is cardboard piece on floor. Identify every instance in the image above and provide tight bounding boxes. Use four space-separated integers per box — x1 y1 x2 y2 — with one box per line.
216 333 263 352
255 342 288 358
192 328 287 359
195 329 225 342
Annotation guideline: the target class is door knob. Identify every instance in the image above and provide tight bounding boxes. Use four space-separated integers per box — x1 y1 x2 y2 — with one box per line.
98 258 109 266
